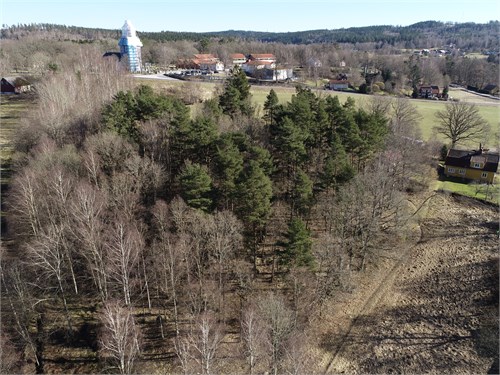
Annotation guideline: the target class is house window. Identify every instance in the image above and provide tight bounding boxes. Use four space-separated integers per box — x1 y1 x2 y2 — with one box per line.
458 169 466 175
447 167 455 173
481 172 488 178
473 163 481 168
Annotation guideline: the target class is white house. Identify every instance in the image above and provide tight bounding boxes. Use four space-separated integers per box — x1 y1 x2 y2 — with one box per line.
230 53 247 66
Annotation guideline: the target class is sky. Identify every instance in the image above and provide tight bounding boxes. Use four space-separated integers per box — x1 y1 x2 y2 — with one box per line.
1 0 499 33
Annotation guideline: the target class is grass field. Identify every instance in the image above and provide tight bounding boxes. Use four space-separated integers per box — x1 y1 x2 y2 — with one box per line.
249 85 500 145
0 95 31 176
433 177 499 205
134 78 499 146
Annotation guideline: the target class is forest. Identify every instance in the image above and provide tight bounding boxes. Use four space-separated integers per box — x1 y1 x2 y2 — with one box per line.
1 21 498 374
3 21 500 49
0 51 438 373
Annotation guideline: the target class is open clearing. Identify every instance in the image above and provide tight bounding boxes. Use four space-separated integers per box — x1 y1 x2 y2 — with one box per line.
319 192 499 374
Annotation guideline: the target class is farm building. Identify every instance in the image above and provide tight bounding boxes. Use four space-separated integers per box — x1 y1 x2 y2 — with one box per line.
1 77 31 93
248 53 276 63
328 79 350 91
419 85 440 99
230 53 247 67
444 146 499 184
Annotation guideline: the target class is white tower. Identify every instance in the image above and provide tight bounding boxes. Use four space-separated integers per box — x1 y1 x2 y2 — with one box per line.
118 20 143 72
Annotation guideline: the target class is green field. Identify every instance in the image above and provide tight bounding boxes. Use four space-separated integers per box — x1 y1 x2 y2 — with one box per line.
433 177 499 205
250 85 500 146
134 78 499 147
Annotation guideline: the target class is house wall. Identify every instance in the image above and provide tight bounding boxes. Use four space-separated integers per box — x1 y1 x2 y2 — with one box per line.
444 165 494 183
330 83 349 90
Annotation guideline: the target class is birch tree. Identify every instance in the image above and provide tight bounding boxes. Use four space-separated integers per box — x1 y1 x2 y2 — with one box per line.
106 219 143 306
99 300 141 375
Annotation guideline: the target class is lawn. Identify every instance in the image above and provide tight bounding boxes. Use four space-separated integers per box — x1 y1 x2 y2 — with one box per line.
249 85 499 146
433 177 499 205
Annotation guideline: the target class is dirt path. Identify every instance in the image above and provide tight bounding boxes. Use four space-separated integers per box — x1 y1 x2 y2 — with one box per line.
322 192 499 374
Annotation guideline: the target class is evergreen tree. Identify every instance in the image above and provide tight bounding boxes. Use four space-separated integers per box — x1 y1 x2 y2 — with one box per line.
354 108 389 165
271 116 307 172
134 84 171 120
310 97 329 150
179 162 213 212
219 66 253 118
189 116 218 164
263 89 280 126
214 136 244 208
236 161 273 272
102 91 139 142
236 161 273 229
288 87 315 143
291 168 313 217
320 134 355 190
280 218 314 269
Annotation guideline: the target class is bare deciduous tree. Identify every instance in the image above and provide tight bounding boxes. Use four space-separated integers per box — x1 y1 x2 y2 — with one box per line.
178 312 224 375
25 223 74 332
151 200 186 336
241 304 266 375
433 101 489 148
70 182 109 301
258 293 295 375
0 260 42 371
99 300 141 375
8 168 43 238
206 210 243 320
106 219 143 306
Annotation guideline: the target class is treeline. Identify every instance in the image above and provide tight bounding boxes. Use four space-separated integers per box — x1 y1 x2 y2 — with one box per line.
2 64 433 374
2 21 499 51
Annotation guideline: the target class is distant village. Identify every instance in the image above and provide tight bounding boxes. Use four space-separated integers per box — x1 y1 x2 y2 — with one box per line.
2 20 499 100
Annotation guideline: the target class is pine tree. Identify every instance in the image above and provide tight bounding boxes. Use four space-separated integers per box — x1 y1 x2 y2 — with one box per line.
291 168 313 217
272 117 307 172
214 136 244 208
219 66 253 118
102 91 139 142
179 162 213 212
263 89 279 126
236 161 273 229
280 218 314 269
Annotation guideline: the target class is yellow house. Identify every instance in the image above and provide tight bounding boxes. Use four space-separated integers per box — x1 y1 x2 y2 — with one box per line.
444 147 499 184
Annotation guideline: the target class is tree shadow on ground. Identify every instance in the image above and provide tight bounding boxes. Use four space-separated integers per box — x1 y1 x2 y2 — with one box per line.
321 257 498 374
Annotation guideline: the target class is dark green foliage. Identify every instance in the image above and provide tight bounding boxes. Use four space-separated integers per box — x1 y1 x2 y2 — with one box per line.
236 161 273 229
263 89 280 126
280 218 314 269
354 108 389 163
200 98 224 122
102 91 139 142
102 85 187 143
219 66 253 118
214 136 244 207
179 162 213 212
247 145 275 176
320 134 354 190
291 169 313 216
274 116 308 169
134 85 171 120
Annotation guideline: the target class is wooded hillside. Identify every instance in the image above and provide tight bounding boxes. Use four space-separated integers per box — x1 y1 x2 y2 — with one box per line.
2 21 499 50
